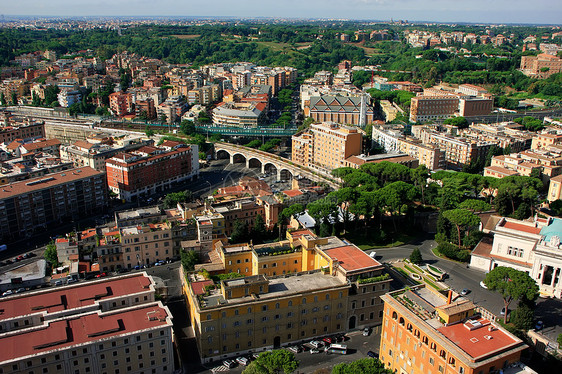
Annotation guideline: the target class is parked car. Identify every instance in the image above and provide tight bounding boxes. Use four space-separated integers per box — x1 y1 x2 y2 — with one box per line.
54 280 63 286
2 290 13 297
367 351 378 358
67 278 78 284
480 281 488 289
222 359 236 369
4 259 12 265
309 340 322 348
310 349 322 354
322 337 333 345
460 288 469 296
287 346 301 354
535 321 544 331
236 357 249 366
15 287 25 294
362 327 370 336
500 307 507 316
251 353 260 360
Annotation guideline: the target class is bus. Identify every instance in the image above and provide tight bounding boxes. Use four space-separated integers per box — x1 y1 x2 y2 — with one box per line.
326 344 347 355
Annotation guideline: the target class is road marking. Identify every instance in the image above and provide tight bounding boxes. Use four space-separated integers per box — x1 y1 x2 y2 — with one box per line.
211 365 228 372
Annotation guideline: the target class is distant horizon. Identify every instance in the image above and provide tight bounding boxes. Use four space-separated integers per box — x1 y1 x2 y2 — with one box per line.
1 0 560 25
1 14 561 28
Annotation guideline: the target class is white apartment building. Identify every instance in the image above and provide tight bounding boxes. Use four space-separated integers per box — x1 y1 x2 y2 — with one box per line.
471 216 562 298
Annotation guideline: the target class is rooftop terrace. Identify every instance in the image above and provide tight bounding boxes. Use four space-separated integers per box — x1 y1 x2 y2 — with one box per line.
198 271 347 309
388 286 523 361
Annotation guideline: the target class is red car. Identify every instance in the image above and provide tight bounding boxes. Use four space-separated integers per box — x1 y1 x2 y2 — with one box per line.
95 272 107 278
322 337 333 345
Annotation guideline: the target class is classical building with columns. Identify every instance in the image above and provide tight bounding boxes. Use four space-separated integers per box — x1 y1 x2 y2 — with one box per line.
470 216 562 298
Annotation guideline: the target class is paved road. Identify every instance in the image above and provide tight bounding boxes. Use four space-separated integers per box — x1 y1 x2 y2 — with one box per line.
199 330 381 374
370 237 562 340
369 238 514 320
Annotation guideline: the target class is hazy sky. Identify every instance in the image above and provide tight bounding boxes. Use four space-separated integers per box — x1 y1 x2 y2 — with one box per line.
2 0 560 24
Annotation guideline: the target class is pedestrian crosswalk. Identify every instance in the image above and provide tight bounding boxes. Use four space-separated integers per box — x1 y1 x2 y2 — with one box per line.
210 365 229 373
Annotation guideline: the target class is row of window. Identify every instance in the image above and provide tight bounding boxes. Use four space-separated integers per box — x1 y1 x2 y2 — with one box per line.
209 324 343 354
123 233 169 244
206 294 344 320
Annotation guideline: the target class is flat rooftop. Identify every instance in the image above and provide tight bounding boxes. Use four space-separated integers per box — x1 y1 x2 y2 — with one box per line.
0 273 152 321
0 259 47 285
0 303 170 364
223 244 250 254
0 167 103 198
117 207 162 220
200 272 347 308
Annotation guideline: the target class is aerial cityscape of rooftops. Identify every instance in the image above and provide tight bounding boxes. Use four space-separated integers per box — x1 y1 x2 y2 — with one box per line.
1 6 562 374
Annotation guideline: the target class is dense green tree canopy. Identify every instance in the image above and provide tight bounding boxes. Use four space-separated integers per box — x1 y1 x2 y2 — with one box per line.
243 350 298 374
484 266 539 323
332 358 391 374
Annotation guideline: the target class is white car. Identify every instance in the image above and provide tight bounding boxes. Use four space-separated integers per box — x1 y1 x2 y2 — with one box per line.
287 346 301 354
222 359 235 369
363 327 370 336
236 357 249 366
309 340 322 348
480 281 488 289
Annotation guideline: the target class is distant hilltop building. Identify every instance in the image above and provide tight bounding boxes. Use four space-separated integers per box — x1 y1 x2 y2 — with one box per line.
520 53 562 79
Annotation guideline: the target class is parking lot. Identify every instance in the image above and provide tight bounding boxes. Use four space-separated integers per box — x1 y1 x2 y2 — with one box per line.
200 329 382 374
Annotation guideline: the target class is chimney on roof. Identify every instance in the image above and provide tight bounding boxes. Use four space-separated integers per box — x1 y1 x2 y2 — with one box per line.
447 290 453 305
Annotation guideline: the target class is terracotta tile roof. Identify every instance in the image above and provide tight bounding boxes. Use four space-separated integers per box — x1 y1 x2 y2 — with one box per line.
437 317 519 360
0 273 152 322
323 245 382 273
80 228 97 240
283 189 303 197
6 140 23 150
500 220 542 235
0 167 103 199
289 229 316 239
21 138 61 152
484 166 519 176
471 236 493 257
190 280 214 296
0 304 169 363
73 140 95 150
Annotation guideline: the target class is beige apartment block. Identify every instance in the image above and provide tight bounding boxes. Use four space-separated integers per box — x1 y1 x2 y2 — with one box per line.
185 231 391 363
121 222 175 268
